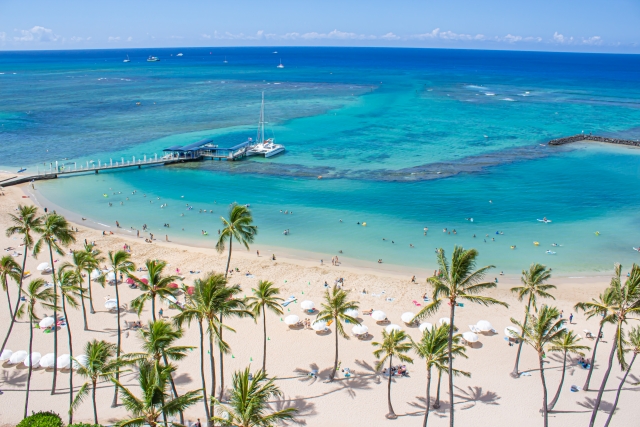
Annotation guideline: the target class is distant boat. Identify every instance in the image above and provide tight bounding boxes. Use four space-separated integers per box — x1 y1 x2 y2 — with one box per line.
147 56 160 62
223 56 228 64
247 92 285 158
273 51 278 54
177 53 184 57
277 59 284 69
17 168 26 173
123 55 131 63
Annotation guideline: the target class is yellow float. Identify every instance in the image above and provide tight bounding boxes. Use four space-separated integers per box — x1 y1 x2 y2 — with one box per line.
533 241 539 246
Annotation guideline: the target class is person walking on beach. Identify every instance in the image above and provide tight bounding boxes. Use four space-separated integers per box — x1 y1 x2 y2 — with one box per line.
257 250 260 256
569 313 574 324
158 308 163 318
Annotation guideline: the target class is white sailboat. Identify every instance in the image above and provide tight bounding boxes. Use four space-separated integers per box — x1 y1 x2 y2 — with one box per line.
223 56 228 63
123 55 130 63
277 59 284 69
247 92 285 158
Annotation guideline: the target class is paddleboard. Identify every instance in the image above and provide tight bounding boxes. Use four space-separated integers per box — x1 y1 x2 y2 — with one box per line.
537 219 552 223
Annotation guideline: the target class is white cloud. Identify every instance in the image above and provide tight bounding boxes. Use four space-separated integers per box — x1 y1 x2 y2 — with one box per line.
582 36 602 45
13 26 60 42
108 36 121 42
380 32 400 40
201 33 212 39
0 32 6 42
127 36 133 42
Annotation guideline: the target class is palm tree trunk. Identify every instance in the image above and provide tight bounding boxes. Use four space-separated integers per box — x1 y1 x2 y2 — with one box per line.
92 380 98 424
163 353 183 424
198 321 211 425
218 324 225 401
112 280 121 408
24 311 34 418
80 283 89 330
88 277 95 314
512 298 531 377
152 295 156 321
62 298 74 424
548 351 567 411
262 307 267 372
434 370 442 409
208 326 216 419
423 367 432 427
584 321 605 391
4 277 12 318
224 239 233 279
49 244 59 395
330 315 339 381
0 246 28 356
538 354 549 427
447 302 456 427
589 332 618 427
386 355 396 419
603 353 636 427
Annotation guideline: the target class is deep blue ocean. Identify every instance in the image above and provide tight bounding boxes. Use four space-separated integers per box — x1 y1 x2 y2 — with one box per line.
1 47 640 273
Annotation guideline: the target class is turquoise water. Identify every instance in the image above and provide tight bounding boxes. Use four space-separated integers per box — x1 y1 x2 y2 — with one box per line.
2 48 640 273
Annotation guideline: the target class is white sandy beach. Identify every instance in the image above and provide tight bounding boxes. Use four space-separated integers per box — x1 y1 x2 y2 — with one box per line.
0 176 637 427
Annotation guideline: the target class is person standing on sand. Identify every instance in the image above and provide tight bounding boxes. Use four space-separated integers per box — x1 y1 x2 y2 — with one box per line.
257 250 260 256
195 419 201 427
158 308 163 318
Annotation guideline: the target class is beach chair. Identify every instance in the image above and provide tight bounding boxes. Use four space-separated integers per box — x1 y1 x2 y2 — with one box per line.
308 369 319 378
412 300 421 307
584 330 594 339
469 325 481 333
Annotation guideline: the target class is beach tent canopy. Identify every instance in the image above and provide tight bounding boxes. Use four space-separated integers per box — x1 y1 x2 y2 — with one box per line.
39 353 55 368
439 317 450 325
24 352 42 367
301 300 315 310
312 321 327 331
284 315 300 325
0 349 12 361
57 354 71 369
344 309 359 318
505 326 521 338
401 312 415 323
476 320 493 332
9 350 27 364
372 310 386 321
37 262 51 271
73 354 89 369
419 323 434 333
462 332 479 343
39 317 55 328
385 324 402 333
352 325 368 335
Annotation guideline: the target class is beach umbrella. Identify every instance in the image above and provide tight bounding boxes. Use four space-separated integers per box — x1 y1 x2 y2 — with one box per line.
140 278 149 285
39 317 55 328
462 332 479 343
106 272 116 282
312 321 327 332
419 323 434 333
186 286 195 295
73 354 88 369
168 283 179 289
126 277 135 285
57 354 71 369
401 312 416 324
284 315 300 326
0 349 12 361
9 350 27 364
24 352 42 367
476 320 493 332
37 262 51 271
371 310 387 321
300 300 315 310
385 324 402 333
345 308 359 318
352 325 369 335
39 353 55 368
439 317 450 326
164 295 177 304
90 269 101 280
504 326 521 338
104 299 118 310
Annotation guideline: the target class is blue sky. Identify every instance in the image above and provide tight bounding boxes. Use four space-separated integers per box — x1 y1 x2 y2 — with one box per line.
1 0 639 52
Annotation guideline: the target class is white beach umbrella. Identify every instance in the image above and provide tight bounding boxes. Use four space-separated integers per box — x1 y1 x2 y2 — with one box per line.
352 325 369 335
106 272 116 282
401 312 415 324
0 349 13 361
9 350 27 364
284 315 300 326
419 323 434 333
37 262 51 271
164 295 177 304
476 320 493 332
90 269 101 280
385 324 402 333
371 310 387 321
312 321 327 332
439 317 450 326
104 299 118 310
57 354 71 369
39 353 55 368
345 309 359 319
24 352 42 367
504 326 521 338
73 354 89 369
39 317 55 328
300 300 315 310
462 332 479 343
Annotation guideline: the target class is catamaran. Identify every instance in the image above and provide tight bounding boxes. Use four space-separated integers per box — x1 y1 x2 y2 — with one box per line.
147 56 160 62
123 55 131 63
247 93 285 158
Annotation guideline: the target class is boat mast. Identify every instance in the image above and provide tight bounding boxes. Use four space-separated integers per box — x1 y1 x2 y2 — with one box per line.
257 92 265 144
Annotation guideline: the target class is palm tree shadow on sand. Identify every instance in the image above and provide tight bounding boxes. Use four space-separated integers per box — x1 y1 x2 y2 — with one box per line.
290 362 375 398
271 395 316 426
404 385 501 419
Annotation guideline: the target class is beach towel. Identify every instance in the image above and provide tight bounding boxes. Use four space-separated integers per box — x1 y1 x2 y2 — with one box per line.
412 300 421 306
282 296 297 307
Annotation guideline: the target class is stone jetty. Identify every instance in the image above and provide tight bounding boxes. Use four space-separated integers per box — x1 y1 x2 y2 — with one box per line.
548 134 640 147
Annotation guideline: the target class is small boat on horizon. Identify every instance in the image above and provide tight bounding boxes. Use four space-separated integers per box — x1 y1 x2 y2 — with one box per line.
223 56 228 63
277 59 284 69
177 53 183 57
123 55 130 63
147 56 160 62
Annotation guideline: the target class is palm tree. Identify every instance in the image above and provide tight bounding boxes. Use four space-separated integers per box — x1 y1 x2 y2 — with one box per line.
17 278 55 417
71 339 132 424
174 273 227 422
130 319 195 424
211 367 297 427
510 263 555 377
547 330 589 411
113 360 201 427
68 244 103 328
583 263 640 427
34 212 76 394
0 255 21 317
2 205 43 357
246 280 284 371
412 324 469 427
574 287 616 391
57 268 83 424
604 326 640 427
104 250 135 407
372 330 413 419
511 305 565 427
414 246 507 427
315 285 360 382
215 283 252 402
215 203 257 279
130 259 179 321
81 243 104 314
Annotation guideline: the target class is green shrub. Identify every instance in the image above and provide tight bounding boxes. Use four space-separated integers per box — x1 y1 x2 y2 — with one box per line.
68 423 103 427
17 411 63 427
